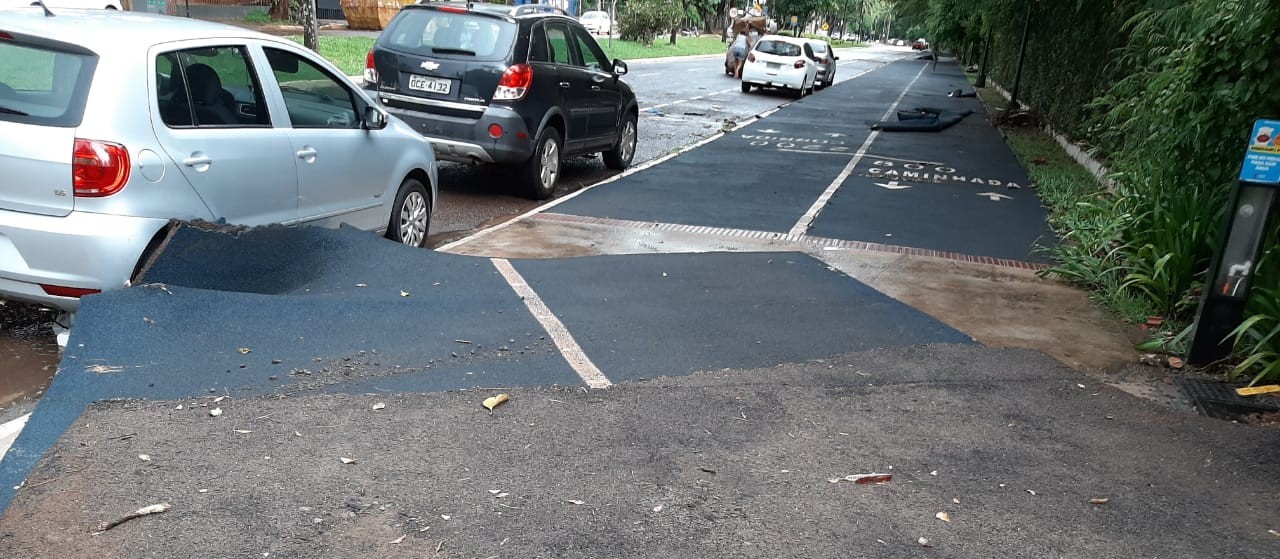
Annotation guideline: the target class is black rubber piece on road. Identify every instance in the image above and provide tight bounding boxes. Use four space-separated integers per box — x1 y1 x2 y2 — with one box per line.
869 107 974 132
948 89 978 98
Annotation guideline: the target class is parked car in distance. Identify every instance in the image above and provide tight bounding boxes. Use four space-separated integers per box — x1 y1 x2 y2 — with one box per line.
805 38 837 88
0 8 438 313
740 34 819 98
912 38 929 50
365 1 639 199
579 10 612 35
0 0 121 8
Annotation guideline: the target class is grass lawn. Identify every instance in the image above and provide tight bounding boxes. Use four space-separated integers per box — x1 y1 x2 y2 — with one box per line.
300 34 868 75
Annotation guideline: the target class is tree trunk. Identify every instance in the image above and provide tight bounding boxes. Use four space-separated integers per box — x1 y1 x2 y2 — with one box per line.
301 0 318 51
269 0 289 21
669 27 677 45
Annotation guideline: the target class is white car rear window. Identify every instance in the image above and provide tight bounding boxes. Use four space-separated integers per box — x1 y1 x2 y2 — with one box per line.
0 40 95 127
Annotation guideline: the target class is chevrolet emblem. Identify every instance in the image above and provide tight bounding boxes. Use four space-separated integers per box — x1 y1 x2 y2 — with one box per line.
420 61 440 71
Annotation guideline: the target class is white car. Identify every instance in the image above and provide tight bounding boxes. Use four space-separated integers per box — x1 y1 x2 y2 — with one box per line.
740 34 819 97
0 0 122 8
579 10 611 35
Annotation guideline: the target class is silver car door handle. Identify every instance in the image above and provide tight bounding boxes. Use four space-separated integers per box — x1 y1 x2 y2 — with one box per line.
182 155 212 167
296 147 317 159
591 85 601 92
559 81 571 88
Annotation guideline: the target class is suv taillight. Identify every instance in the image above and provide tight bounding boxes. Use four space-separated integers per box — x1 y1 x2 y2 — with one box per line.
364 50 379 86
794 60 806 68
494 64 533 101
72 139 129 197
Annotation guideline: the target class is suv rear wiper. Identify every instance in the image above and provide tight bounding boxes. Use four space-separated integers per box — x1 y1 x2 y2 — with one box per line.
0 105 29 116
431 47 477 56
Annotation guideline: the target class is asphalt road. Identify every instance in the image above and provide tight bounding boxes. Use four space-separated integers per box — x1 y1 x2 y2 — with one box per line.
425 44 913 246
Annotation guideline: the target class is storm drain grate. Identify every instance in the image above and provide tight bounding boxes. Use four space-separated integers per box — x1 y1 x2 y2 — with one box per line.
1175 377 1280 420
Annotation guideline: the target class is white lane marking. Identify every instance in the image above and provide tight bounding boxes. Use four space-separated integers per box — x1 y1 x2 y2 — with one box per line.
788 63 928 237
633 72 659 77
863 153 947 166
436 105 784 253
686 68 700 72
491 259 611 389
0 413 31 459
644 87 739 111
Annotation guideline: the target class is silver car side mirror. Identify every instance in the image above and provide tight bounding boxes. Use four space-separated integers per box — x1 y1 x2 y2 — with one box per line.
363 105 387 130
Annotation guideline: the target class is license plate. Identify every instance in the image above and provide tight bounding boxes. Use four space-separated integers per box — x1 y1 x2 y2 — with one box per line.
408 74 451 95
767 62 781 70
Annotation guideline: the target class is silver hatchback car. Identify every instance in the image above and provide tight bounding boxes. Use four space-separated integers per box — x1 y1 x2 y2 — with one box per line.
0 9 438 313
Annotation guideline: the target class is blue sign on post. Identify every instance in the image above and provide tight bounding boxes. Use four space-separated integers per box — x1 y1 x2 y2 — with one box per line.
1240 118 1280 185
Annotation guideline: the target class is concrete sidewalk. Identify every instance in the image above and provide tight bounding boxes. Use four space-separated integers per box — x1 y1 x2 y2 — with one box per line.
1 345 1276 557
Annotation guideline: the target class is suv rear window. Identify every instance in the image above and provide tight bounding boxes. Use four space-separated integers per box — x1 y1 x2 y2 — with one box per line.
756 40 801 57
381 9 516 61
0 40 96 127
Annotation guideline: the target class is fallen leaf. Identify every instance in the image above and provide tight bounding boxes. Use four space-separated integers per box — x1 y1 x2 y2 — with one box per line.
488 489 502 494
234 429 252 434
372 402 386 411
441 514 451 520
1269 529 1280 537
1076 383 1086 389
1026 489 1036 496
237 348 252 355
482 393 511 411
918 537 932 547
936 511 951 522
652 505 664 513
849 473 892 484
1089 498 1109 505
390 534 406 544
929 470 938 476
213 396 225 403
952 498 960 504
340 457 357 465
138 454 151 462
209 407 223 417
400 290 410 297
1166 357 1184 369
566 499 585 505
294 431 302 437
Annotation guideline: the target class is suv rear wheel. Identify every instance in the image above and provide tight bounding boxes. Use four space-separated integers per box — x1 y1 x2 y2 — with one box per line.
521 126 562 200
602 113 637 170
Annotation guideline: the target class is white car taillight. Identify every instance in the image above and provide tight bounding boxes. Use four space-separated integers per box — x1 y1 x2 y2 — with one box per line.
494 63 533 101
364 50 379 86
72 138 129 197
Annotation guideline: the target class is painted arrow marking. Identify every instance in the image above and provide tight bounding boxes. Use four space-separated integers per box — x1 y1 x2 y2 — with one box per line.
824 132 846 137
875 181 912 190
977 192 1013 201
758 128 779 133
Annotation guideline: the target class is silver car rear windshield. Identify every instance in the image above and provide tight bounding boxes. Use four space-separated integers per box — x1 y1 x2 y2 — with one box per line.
0 39 96 127
757 40 801 57
382 10 516 61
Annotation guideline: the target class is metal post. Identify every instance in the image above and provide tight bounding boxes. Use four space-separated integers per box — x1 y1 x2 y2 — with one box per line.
1008 2 1032 110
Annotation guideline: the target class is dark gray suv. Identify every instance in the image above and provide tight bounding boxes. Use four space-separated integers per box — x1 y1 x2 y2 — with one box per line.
365 1 639 199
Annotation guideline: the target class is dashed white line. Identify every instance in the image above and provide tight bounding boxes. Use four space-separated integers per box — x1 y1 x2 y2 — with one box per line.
490 259 611 389
788 64 928 237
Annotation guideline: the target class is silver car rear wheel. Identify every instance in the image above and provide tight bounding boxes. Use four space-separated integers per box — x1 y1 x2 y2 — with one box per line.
386 177 431 247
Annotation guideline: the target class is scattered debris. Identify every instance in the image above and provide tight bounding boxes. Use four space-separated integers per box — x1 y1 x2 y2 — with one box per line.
652 505 664 513
137 454 151 462
699 467 717 474
482 393 511 411
440 515 451 520
455 339 473 344
85 364 124 374
213 396 225 403
566 499 585 505
952 498 960 504
1166 356 1185 369
340 457 357 465
1089 498 1109 505
1139 354 1163 366
936 511 951 522
237 348 252 355
1026 489 1036 496
917 536 933 547
355 283 367 288
929 470 938 476
209 407 223 417
828 473 892 484
1032 156 1049 165
372 402 386 411
94 502 170 533
400 290 410 297
1237 385 1280 397
143 317 156 325
390 534 406 544
234 429 252 434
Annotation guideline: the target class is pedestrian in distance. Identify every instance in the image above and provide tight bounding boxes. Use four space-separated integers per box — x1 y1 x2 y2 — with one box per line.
731 30 749 78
